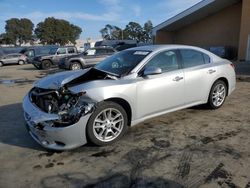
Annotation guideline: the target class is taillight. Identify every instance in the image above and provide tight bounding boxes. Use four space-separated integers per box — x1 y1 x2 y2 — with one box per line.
230 63 235 69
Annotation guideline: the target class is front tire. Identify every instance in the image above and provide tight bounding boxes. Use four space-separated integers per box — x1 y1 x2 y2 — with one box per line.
41 60 51 69
207 80 227 109
0 61 3 67
86 101 128 146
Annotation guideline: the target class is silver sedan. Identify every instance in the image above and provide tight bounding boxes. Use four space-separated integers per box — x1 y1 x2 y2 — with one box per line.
22 45 236 150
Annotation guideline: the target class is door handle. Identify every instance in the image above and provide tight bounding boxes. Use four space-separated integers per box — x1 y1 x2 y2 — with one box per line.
208 69 216 74
173 76 183 82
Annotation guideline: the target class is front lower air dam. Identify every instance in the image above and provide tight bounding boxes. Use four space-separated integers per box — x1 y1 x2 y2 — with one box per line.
22 94 95 150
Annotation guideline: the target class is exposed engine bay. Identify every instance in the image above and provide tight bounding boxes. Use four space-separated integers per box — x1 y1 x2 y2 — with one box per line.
29 68 118 127
30 87 95 127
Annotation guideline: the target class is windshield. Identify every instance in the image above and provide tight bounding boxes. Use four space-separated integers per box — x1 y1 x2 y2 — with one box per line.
95 50 151 76
49 48 58 55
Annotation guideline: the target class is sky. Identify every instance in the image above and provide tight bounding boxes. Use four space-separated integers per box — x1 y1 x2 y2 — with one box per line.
0 0 202 40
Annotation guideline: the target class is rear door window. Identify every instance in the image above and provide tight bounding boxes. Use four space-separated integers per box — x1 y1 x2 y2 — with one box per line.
67 47 76 54
180 49 210 68
57 48 67 55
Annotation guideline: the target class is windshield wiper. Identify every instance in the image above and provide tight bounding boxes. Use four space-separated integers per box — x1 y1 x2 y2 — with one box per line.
106 74 118 80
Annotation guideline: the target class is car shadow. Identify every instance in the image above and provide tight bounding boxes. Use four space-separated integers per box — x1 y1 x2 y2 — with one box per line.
188 104 211 111
17 66 38 71
0 103 46 151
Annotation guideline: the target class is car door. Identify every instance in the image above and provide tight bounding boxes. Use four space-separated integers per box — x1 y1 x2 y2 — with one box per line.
136 50 185 119
53 48 67 64
4 55 16 64
179 49 217 104
84 49 97 65
12 54 20 64
94 49 110 63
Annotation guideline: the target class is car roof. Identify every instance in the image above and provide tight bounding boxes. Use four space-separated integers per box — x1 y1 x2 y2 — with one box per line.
126 44 222 59
5 53 22 56
90 46 116 50
126 44 211 52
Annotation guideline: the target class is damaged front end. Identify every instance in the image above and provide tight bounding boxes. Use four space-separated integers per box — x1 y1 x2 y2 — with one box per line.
22 68 118 150
29 87 95 127
23 86 96 150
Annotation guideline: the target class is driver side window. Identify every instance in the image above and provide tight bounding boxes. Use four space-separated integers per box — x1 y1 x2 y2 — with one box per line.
145 50 179 73
57 48 67 55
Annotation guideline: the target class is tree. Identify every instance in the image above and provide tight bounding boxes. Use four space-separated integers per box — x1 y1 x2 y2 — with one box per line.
4 18 34 45
143 20 153 43
100 24 123 40
35 17 82 45
99 20 153 43
124 22 144 42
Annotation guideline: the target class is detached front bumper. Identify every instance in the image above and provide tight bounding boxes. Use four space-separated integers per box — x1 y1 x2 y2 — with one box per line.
22 94 90 150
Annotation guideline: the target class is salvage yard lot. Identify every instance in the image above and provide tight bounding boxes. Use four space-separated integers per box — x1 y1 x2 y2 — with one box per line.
0 64 250 188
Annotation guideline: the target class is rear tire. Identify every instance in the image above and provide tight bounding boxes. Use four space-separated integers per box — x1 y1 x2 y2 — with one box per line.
207 80 227 109
86 101 128 146
0 61 3 67
70 62 82 70
41 60 51 70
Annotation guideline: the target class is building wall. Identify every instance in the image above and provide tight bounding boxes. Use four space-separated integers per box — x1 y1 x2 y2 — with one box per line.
155 30 174 44
238 0 250 60
174 3 242 48
155 2 242 58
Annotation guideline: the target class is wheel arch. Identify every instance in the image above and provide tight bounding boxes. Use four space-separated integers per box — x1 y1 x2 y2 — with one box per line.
214 77 229 96
70 60 83 68
42 59 53 63
207 76 229 103
104 97 132 126
18 59 25 64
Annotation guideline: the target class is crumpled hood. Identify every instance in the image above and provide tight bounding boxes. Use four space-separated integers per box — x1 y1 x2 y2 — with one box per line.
34 69 89 89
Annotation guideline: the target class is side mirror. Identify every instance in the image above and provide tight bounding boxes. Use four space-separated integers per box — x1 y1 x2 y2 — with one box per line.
143 67 162 76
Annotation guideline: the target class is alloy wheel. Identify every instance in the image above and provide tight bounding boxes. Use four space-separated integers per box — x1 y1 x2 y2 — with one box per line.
93 108 124 142
71 63 81 70
212 83 226 107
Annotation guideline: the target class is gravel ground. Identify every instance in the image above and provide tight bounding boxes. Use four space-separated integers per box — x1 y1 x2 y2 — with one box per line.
0 64 250 188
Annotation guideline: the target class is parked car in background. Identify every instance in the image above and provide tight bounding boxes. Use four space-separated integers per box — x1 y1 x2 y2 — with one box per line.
0 47 25 57
95 40 137 51
32 46 78 69
20 45 59 64
59 46 117 70
0 53 27 67
23 45 236 150
205 46 237 60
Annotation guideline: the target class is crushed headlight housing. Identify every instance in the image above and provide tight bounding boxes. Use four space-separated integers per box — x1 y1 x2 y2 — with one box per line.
30 87 96 127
